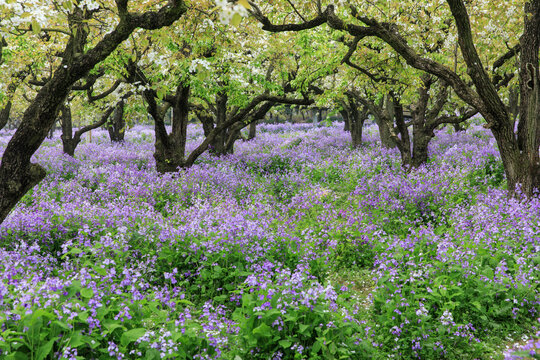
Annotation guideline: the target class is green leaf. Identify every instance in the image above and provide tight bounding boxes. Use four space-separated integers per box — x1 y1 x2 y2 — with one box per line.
103 320 126 333
252 323 272 337
94 266 108 276
80 287 94 298
471 301 482 311
329 342 337 354
31 20 41 34
231 13 242 27
299 324 310 335
36 339 55 360
121 328 147 347
145 349 160 360
156 88 165 100
238 0 251 9
278 339 292 348
69 331 84 348
78 311 89 321
312 340 322 353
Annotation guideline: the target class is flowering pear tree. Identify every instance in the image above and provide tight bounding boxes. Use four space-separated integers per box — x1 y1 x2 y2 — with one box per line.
249 0 539 194
114 6 318 172
0 0 189 223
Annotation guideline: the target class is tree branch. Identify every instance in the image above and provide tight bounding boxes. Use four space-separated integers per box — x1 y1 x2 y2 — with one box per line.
87 80 122 102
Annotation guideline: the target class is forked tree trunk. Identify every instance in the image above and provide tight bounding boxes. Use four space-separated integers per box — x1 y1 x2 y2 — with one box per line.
152 84 190 173
61 103 115 157
393 100 413 168
505 2 540 195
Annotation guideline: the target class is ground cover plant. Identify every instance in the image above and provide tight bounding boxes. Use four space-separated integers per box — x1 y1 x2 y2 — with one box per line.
0 122 539 359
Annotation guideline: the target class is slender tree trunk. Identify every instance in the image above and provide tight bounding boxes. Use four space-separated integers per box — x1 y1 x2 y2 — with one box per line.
60 105 78 157
340 109 350 132
0 101 12 131
376 96 396 148
108 99 126 142
209 92 229 156
248 121 257 140
394 99 412 168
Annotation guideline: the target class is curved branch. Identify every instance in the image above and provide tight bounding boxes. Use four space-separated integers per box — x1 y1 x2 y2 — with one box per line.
249 3 331 32
87 80 122 102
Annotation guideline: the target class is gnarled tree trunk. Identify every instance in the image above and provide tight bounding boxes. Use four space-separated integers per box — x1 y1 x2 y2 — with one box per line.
151 84 190 173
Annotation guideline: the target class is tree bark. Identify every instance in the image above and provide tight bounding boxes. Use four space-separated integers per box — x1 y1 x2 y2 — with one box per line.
248 120 257 140
108 98 127 142
340 108 350 132
151 84 189 173
0 101 13 131
209 92 229 156
60 105 77 156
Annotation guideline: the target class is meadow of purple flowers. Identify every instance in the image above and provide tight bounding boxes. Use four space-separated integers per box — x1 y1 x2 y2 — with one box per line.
0 122 538 359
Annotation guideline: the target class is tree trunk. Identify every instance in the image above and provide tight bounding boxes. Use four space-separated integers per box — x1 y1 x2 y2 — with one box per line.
411 126 433 168
350 119 364 147
0 101 12 131
498 0 540 196
340 109 350 132
394 99 412 168
60 105 78 157
376 96 396 148
153 84 190 173
344 96 366 147
209 92 229 156
508 86 520 122
248 121 257 140
108 99 126 142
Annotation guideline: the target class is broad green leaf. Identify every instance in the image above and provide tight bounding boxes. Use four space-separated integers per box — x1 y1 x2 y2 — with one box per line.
36 339 55 360
80 288 94 298
278 339 292 348
231 13 242 27
121 328 147 347
252 323 272 337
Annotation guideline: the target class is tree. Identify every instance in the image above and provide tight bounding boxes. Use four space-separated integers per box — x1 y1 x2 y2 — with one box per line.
114 7 322 172
250 1 537 193
339 92 368 147
0 0 189 224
